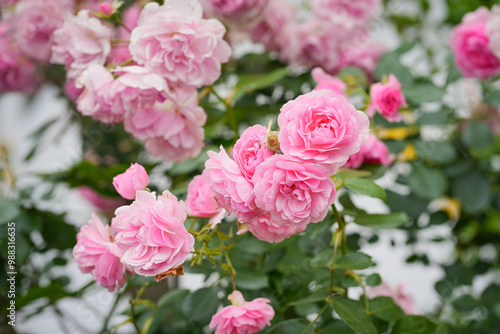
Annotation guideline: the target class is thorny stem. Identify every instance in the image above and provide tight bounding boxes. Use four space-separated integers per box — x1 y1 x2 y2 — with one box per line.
216 231 237 291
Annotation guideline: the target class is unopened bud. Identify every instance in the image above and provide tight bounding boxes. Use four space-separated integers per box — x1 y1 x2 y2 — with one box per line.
99 3 113 16
265 119 280 152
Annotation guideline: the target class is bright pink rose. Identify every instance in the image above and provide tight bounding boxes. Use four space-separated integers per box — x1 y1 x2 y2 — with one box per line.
232 125 275 182
312 67 347 97
450 7 500 79
253 155 336 226
367 74 407 122
186 174 226 227
312 0 381 28
204 147 259 223
247 213 306 243
368 283 418 315
112 190 194 276
209 290 274 334
78 186 127 213
51 10 112 79
278 90 370 174
487 6 500 59
110 66 167 116
344 134 395 169
76 64 121 123
129 0 231 87
73 213 130 291
113 163 149 200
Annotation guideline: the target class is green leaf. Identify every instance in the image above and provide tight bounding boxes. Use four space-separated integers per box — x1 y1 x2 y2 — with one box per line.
366 274 382 286
392 315 438 334
484 89 500 107
407 163 448 200
354 212 409 229
181 287 219 324
335 252 374 270
414 140 456 164
288 290 329 306
234 270 269 290
462 122 494 150
344 178 387 202
451 172 490 214
375 53 414 87
233 67 288 102
370 297 405 322
0 199 20 224
332 296 377 334
266 318 313 334
157 289 190 307
404 82 445 104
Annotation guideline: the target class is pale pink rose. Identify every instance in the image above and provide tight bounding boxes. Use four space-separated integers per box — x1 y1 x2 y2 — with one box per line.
312 0 382 28
186 174 226 227
312 67 347 97
78 186 127 212
112 190 194 276
344 134 395 169
0 21 40 94
367 74 407 122
64 77 83 101
204 147 260 223
110 66 167 116
247 213 306 243
486 6 500 59
278 90 370 174
204 0 267 16
249 0 297 53
368 283 418 315
129 0 231 87
73 213 130 291
113 163 149 200
51 10 112 79
232 125 275 182
253 155 336 226
450 7 500 79
75 64 121 124
108 5 140 65
209 290 274 334
336 41 387 80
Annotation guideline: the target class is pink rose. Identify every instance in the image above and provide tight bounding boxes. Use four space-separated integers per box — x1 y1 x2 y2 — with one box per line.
112 190 194 276
64 77 83 101
204 147 259 223
344 134 395 169
232 124 275 182
278 90 370 174
110 66 167 116
367 74 407 122
108 5 140 65
204 0 267 16
73 213 130 291
13 0 74 63
51 10 112 79
312 67 347 98
253 155 336 226
186 174 226 227
312 0 382 28
450 7 500 79
76 64 122 124
113 163 149 200
336 41 387 80
487 6 500 59
247 213 306 243
209 290 274 334
129 0 231 87
0 21 40 94
78 186 127 213
368 283 418 315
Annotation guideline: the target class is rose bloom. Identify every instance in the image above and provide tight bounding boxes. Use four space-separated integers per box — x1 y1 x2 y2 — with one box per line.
110 66 167 116
312 0 382 28
13 0 74 63
73 213 130 291
312 67 347 98
112 190 194 276
209 290 274 334
186 174 226 227
278 90 370 174
450 7 500 79
129 0 231 87
253 155 336 227
78 186 127 213
487 5 500 60
335 41 387 80
76 64 121 123
113 163 149 200
368 283 418 315
344 134 395 169
64 77 83 101
247 213 306 243
204 147 259 223
203 0 268 16
232 124 275 182
51 10 112 79
367 74 407 123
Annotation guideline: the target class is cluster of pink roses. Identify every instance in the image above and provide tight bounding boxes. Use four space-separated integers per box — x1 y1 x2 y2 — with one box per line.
1 0 231 163
450 6 500 79
202 0 385 77
73 163 194 290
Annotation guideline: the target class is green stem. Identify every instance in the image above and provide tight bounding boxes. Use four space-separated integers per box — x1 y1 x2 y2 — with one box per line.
216 231 237 291
209 87 238 136
332 203 347 255
129 299 142 334
301 303 330 334
329 227 342 300
348 271 371 316
100 290 125 334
